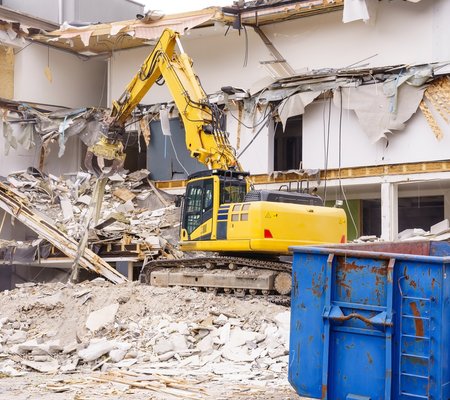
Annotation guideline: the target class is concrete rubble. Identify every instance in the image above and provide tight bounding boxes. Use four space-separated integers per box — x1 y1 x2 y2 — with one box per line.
0 167 182 267
0 280 293 398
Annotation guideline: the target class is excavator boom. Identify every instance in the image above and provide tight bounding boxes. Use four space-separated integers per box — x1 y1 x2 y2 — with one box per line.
85 29 241 176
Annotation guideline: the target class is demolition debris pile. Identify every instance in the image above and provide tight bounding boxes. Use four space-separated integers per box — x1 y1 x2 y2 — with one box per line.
3 168 182 263
0 280 290 397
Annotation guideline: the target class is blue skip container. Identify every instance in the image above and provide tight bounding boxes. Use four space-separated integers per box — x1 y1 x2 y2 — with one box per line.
289 241 450 400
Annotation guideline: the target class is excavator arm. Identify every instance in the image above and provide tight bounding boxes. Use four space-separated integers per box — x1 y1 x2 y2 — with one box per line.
85 28 242 176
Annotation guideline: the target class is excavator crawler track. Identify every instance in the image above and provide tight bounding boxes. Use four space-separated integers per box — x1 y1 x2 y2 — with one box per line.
139 256 292 298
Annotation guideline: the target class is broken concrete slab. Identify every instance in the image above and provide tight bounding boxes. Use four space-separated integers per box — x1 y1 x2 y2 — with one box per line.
78 340 115 362
7 330 27 345
113 187 135 202
431 219 450 235
86 303 119 332
22 358 59 373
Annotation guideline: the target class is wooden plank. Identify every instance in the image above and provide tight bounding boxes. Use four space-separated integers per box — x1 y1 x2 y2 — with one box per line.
0 182 127 284
0 45 14 99
113 187 136 202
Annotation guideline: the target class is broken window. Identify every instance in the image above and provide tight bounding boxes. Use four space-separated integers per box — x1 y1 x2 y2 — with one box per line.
274 115 302 171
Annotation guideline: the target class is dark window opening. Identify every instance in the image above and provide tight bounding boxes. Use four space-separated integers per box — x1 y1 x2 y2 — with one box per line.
362 195 444 237
123 130 147 172
274 115 302 171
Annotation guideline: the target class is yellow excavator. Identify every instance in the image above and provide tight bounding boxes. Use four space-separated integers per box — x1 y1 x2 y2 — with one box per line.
85 28 347 296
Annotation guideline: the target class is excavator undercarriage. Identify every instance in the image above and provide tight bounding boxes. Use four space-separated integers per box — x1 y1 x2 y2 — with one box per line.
139 255 293 303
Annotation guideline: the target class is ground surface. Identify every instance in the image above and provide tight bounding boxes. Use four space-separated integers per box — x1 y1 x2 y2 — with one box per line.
0 280 314 399
0 372 302 399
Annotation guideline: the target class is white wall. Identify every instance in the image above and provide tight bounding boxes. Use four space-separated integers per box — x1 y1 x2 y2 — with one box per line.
263 0 441 71
2 43 107 177
14 43 106 108
109 28 271 104
225 103 272 175
303 98 450 170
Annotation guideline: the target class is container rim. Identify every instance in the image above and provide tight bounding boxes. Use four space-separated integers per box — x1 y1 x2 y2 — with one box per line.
289 245 450 264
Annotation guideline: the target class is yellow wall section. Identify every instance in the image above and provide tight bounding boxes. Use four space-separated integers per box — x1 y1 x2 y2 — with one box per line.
0 46 14 99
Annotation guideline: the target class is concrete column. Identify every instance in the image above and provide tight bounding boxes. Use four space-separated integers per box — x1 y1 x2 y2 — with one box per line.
381 182 398 241
116 261 134 281
443 190 450 221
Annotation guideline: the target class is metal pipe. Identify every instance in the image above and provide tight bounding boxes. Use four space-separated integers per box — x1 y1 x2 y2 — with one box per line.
58 0 63 24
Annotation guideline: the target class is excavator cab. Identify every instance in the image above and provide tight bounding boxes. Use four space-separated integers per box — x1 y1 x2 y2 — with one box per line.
180 170 249 242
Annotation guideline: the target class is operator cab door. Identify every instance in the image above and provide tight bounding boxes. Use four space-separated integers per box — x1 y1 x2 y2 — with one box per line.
182 177 214 240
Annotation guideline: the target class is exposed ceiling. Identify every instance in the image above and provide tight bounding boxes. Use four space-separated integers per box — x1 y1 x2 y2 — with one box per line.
23 0 344 57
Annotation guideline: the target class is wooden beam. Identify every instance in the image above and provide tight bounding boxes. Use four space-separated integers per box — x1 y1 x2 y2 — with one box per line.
0 182 127 284
155 160 450 190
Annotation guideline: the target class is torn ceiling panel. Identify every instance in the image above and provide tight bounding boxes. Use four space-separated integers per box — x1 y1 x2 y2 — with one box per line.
246 63 447 140
27 1 345 56
30 8 220 56
335 83 425 142
278 91 321 128
0 5 58 48
0 102 106 162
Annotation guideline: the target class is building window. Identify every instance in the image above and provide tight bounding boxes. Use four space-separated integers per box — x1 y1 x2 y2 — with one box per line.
362 195 444 237
274 115 302 171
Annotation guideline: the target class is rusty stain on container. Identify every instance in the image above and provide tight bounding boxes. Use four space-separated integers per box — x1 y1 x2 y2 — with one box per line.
321 384 327 399
371 265 387 276
409 301 424 337
337 279 352 299
311 274 324 297
367 352 373 364
339 260 364 272
410 280 417 288
431 277 439 290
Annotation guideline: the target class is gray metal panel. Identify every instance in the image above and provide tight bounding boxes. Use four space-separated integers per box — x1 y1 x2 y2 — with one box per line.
77 0 143 23
147 118 206 181
3 0 143 24
3 0 59 23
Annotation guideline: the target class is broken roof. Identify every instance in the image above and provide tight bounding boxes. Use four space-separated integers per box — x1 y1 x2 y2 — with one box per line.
24 0 344 57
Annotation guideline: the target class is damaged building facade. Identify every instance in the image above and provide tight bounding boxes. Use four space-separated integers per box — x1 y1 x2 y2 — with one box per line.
104 0 449 242
0 0 450 287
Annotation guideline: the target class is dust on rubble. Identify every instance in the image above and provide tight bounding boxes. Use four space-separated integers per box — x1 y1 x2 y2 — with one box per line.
0 280 302 399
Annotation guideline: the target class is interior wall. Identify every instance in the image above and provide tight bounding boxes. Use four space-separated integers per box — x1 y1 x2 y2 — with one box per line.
225 103 271 175
14 43 107 108
3 43 107 177
302 99 450 170
262 1 439 71
109 27 270 105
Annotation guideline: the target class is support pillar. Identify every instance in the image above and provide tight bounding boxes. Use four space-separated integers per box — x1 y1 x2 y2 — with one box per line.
381 182 398 241
443 190 450 221
116 261 134 281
